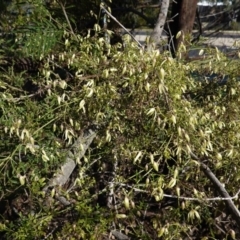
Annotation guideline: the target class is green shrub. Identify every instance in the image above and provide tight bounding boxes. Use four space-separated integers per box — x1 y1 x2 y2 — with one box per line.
1 1 240 239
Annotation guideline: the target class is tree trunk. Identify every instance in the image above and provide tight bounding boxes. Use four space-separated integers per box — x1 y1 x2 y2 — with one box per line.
148 0 170 50
169 0 198 57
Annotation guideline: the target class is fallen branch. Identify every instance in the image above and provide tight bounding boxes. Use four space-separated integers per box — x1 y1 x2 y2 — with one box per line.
111 230 129 240
190 152 240 226
43 127 97 204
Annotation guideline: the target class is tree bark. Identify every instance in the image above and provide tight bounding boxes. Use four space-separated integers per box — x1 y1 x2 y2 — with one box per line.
169 0 198 57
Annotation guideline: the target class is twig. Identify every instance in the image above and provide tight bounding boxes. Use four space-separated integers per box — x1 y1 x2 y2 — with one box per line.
136 4 161 9
107 157 118 209
166 19 176 56
58 1 77 40
100 6 143 49
192 8 203 43
112 182 240 201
